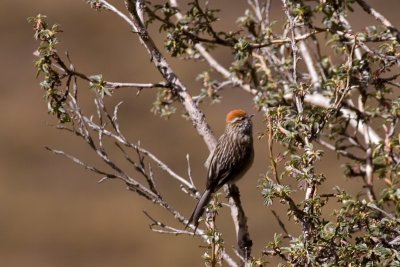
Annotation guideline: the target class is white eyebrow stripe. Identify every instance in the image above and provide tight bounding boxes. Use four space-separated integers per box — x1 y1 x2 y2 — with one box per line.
231 117 243 123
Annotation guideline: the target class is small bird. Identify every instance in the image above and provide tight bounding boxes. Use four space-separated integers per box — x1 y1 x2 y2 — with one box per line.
187 109 254 230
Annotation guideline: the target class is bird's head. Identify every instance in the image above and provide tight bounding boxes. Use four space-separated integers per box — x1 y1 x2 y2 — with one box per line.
225 109 253 134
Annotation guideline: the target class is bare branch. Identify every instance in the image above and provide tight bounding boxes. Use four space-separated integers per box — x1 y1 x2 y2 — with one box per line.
356 0 400 42
106 81 169 90
271 210 289 237
225 184 253 262
43 50 170 92
361 111 377 202
82 111 195 190
143 210 193 235
267 116 280 185
295 28 321 92
317 139 365 162
186 154 196 190
123 0 217 151
45 146 117 178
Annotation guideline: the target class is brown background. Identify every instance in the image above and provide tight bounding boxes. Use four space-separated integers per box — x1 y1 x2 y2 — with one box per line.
1 0 399 266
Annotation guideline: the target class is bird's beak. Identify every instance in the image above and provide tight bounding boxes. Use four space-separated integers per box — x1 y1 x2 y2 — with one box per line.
248 114 255 119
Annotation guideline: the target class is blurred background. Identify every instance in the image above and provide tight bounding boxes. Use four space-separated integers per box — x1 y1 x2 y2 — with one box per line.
1 0 399 266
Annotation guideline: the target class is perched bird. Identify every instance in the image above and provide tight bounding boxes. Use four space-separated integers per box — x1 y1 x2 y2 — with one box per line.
187 109 254 230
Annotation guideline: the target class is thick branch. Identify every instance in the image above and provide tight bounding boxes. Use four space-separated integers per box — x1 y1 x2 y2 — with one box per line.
225 185 253 262
124 0 217 150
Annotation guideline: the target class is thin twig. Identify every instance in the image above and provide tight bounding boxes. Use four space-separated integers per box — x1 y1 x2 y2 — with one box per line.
267 116 280 185
143 210 193 235
317 139 364 162
44 52 170 92
186 154 196 189
249 29 325 48
83 115 194 189
271 210 289 236
45 147 117 178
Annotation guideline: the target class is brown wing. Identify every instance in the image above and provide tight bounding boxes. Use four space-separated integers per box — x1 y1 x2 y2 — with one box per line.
206 134 253 192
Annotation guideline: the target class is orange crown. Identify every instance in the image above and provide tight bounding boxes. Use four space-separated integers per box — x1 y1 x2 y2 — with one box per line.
226 109 247 123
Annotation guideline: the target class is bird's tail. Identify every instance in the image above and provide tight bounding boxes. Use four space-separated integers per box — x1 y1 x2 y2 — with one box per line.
186 189 212 231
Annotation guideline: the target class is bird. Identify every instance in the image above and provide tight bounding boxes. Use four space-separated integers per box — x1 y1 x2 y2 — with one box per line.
187 109 254 230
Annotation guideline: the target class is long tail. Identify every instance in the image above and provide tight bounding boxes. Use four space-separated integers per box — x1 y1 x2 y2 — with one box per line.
186 189 212 231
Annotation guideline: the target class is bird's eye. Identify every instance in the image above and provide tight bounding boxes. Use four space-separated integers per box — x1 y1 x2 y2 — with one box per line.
231 117 245 124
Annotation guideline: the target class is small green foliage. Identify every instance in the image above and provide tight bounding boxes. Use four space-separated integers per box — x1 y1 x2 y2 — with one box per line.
288 0 313 24
146 1 226 58
28 14 70 123
202 194 225 266
196 71 221 104
89 74 111 97
255 0 400 264
234 38 250 61
151 88 178 118
260 177 295 206
237 9 258 36
86 0 105 11
202 228 224 265
29 14 116 123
